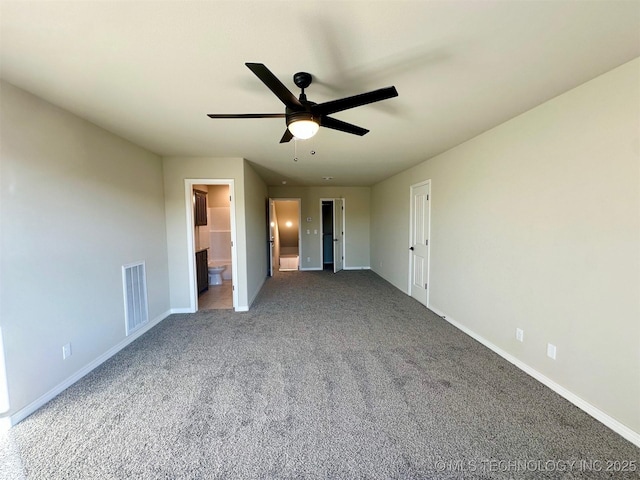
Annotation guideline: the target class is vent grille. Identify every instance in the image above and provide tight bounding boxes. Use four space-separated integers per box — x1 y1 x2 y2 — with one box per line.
123 262 149 336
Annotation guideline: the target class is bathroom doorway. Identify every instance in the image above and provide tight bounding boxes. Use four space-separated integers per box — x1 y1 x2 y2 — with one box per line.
185 179 238 311
268 199 301 274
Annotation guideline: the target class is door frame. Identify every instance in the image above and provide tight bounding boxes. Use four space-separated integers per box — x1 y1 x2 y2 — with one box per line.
408 180 431 307
184 179 239 312
333 198 344 273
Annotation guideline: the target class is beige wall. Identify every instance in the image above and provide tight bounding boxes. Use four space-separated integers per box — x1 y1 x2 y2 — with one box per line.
274 201 299 248
268 186 371 269
243 161 269 305
208 184 230 208
162 157 267 310
0 81 170 416
371 59 640 435
3 57 636 442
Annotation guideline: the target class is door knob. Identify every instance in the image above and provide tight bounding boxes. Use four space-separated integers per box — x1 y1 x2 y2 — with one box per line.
409 246 414 251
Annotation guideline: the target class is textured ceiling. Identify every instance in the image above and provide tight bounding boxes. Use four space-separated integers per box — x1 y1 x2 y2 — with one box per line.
1 1 638 186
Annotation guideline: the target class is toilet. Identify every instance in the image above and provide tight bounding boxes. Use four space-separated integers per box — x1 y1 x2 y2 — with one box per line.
208 264 226 286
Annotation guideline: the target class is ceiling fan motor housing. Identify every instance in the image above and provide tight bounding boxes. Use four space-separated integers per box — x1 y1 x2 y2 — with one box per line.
285 107 317 127
293 71 312 90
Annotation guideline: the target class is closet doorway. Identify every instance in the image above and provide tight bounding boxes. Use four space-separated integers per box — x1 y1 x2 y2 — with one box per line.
321 198 344 273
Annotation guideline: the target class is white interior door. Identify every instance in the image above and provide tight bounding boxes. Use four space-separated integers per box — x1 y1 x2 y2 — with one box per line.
333 199 344 273
410 182 430 305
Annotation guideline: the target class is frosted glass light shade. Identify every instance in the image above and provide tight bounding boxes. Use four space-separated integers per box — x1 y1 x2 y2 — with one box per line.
288 119 319 139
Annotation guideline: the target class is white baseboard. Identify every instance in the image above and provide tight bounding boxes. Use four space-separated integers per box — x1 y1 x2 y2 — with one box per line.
9 309 171 427
242 275 267 312
428 305 640 448
170 307 194 314
0 416 11 431
344 266 371 270
299 267 322 271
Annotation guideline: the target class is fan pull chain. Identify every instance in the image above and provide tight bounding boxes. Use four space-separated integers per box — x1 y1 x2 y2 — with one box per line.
293 138 298 162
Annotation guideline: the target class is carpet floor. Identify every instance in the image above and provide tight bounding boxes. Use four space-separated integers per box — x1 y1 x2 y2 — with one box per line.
2 270 639 479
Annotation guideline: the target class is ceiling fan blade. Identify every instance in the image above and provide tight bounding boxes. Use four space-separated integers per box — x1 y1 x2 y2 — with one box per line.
313 86 398 115
279 129 294 143
207 113 285 119
245 63 303 109
320 116 369 136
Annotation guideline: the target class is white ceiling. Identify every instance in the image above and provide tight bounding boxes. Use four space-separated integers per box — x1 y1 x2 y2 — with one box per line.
1 1 638 186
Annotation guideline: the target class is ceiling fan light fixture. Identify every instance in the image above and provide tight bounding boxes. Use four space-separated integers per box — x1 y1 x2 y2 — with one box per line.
287 113 319 140
288 119 319 139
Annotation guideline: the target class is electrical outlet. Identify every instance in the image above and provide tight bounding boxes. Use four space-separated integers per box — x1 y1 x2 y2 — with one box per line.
62 343 72 360
547 343 557 360
516 328 524 342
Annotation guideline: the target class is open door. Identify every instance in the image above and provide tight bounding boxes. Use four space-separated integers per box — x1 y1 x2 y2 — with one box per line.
267 200 275 276
333 199 344 273
409 181 430 306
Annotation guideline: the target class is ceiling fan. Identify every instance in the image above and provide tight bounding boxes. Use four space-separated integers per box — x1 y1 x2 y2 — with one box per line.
207 63 398 143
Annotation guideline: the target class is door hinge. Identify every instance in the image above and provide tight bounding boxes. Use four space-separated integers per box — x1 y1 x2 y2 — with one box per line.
230 241 233 247
229 195 232 202
425 283 428 289
426 194 429 200
425 239 428 246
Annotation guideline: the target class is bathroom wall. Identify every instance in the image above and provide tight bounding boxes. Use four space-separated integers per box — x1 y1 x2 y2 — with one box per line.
208 184 232 279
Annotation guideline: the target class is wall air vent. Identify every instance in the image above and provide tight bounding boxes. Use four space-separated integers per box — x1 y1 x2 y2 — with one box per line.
122 262 149 336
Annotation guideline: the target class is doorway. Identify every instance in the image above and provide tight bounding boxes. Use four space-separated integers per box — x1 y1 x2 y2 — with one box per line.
268 199 301 275
185 179 239 312
321 199 344 273
409 180 430 306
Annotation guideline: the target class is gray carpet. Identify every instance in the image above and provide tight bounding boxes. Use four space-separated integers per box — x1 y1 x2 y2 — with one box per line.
3 270 639 479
